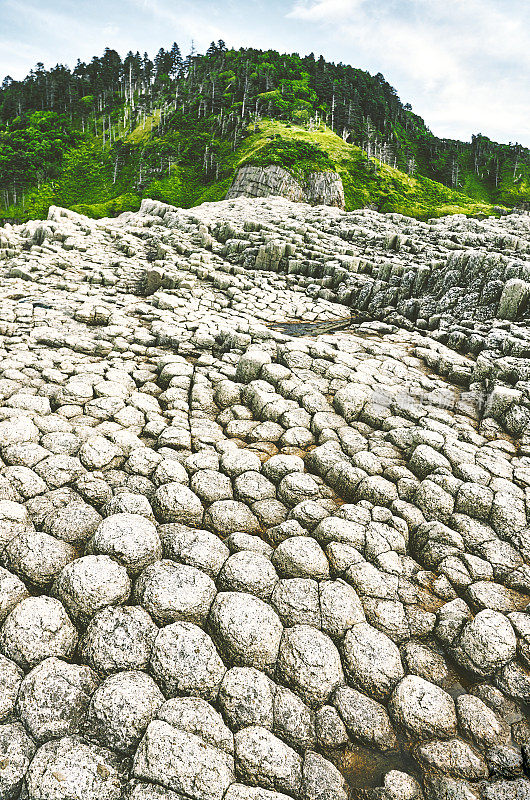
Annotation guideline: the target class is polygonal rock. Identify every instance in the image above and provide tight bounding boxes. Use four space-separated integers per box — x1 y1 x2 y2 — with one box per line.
80 605 158 674
301 750 349 800
26 735 124 800
44 500 102 544
209 591 283 670
234 725 302 797
150 621 226 699
0 566 29 623
272 536 329 580
219 666 274 729
161 523 230 578
334 685 398 751
88 670 164 752
271 578 321 628
0 595 78 669
455 694 510 750
0 500 33 551
0 722 36 799
153 482 204 525
453 609 517 676
389 675 457 740
2 528 76 586
191 469 233 503
88 513 162 574
217 551 278 600
319 579 365 638
53 555 131 625
341 622 404 701
134 560 216 625
157 696 234 753
0 654 23 722
277 624 344 707
17 657 99 741
273 684 316 750
133 720 235 800
204 500 259 534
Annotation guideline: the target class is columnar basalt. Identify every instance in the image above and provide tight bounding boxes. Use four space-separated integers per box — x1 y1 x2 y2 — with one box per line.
0 197 528 799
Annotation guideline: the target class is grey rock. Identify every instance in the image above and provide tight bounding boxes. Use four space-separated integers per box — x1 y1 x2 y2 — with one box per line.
0 595 78 669
26 735 124 800
0 721 36 800
389 675 457 740
134 559 216 625
234 725 303 797
81 605 158 674
53 555 131 624
277 624 344 707
334 685 398 751
88 670 164 752
133 719 235 800
209 592 283 670
150 621 226 699
341 622 404 701
17 657 98 742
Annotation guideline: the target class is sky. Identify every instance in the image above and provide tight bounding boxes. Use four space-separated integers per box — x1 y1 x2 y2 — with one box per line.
1 0 529 146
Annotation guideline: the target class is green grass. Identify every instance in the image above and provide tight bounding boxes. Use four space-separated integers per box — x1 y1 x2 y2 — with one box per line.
2 116 504 223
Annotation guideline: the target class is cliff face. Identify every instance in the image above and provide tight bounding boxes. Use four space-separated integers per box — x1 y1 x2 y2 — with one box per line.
226 164 345 209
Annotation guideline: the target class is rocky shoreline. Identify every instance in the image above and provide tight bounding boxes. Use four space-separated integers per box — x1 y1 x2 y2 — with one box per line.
0 196 529 799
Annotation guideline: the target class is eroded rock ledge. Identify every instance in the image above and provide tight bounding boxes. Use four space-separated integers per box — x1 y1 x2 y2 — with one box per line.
226 164 346 209
0 197 528 800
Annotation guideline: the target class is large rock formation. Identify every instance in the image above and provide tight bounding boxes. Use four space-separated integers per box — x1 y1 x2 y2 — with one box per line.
226 164 345 208
0 197 528 800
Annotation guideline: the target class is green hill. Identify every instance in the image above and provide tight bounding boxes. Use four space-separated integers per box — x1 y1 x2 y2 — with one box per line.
1 43 528 221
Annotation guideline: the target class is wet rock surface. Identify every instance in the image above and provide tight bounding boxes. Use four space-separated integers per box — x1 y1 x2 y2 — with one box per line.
0 196 528 798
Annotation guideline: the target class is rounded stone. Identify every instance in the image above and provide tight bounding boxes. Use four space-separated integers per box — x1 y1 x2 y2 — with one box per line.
0 722 36 800
103 492 154 518
277 473 320 507
88 670 164 752
219 666 275 730
209 591 283 670
0 566 29 624
191 469 233 504
272 536 329 580
26 736 123 800
217 551 278 600
150 621 226 699
2 528 76 587
89 513 162 574
0 654 23 722
161 523 230 578
0 596 78 669
80 605 158 674
341 622 404 701
204 500 259 534
53 555 131 625
153 482 204 525
17 657 99 742
43 500 102 544
389 675 457 740
455 609 517 676
134 560 217 625
277 624 345 707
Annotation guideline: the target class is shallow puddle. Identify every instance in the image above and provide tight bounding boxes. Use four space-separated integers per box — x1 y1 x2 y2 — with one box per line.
330 744 418 791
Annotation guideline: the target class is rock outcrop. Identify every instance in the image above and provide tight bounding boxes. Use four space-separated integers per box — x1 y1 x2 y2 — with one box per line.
0 197 528 800
226 164 345 208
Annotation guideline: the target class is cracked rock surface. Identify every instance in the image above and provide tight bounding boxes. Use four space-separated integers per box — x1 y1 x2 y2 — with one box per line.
0 196 529 799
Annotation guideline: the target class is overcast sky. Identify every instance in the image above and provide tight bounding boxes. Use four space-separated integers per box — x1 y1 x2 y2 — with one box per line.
1 0 529 146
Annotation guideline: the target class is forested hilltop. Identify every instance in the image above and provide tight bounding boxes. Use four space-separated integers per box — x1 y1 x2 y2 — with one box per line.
1 41 530 221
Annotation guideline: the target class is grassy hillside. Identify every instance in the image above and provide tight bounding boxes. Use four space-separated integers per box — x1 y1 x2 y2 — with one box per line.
1 44 527 222
6 117 501 223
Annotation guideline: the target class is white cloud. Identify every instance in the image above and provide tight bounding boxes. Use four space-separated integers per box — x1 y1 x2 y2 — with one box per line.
287 0 530 145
